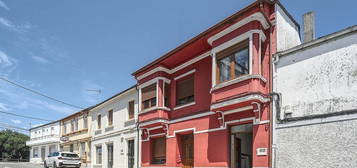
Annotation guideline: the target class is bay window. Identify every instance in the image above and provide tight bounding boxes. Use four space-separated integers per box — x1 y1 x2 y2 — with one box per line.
176 76 194 106
216 40 249 84
141 84 157 110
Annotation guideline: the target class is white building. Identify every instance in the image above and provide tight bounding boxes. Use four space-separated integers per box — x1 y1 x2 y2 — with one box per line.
273 25 357 168
90 86 139 168
26 121 61 163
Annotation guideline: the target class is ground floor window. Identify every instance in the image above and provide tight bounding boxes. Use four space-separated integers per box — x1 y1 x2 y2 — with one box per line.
49 145 56 154
96 145 102 164
151 137 166 164
33 147 39 158
70 144 74 152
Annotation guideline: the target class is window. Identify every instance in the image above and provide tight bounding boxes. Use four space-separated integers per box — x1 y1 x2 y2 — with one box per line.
108 110 113 126
71 120 74 132
63 124 67 135
97 115 101 129
141 84 157 110
128 101 135 120
70 144 74 152
49 145 56 154
151 137 166 164
80 142 86 156
164 83 170 107
176 76 194 106
33 147 39 158
216 40 249 84
96 145 102 164
74 118 78 131
83 116 88 129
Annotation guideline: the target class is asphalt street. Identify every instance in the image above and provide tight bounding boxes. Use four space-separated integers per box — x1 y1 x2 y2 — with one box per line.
0 162 90 168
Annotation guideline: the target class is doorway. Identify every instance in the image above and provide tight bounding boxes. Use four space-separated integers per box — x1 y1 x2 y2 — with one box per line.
128 140 135 168
230 124 253 168
41 146 46 161
181 134 194 168
107 143 114 168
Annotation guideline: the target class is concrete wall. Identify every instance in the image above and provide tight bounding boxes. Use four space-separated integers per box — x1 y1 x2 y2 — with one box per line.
273 30 357 168
275 4 301 52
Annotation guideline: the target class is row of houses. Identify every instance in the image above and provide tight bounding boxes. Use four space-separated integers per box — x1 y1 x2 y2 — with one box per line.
26 0 357 168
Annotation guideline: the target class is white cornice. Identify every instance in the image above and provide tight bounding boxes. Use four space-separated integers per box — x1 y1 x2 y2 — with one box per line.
208 12 270 45
212 29 266 54
136 51 211 81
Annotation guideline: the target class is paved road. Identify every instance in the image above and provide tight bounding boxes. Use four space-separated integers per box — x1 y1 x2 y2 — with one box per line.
0 162 90 168
0 162 42 168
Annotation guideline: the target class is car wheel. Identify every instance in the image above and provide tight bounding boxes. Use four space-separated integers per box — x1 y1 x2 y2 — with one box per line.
44 161 48 168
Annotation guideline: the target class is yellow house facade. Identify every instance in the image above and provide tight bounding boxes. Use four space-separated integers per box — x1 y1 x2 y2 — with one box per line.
60 108 92 164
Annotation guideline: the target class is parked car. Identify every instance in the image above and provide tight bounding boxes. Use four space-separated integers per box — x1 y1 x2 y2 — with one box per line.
44 151 81 168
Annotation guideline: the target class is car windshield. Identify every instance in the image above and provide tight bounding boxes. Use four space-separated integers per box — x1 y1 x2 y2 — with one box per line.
61 153 79 157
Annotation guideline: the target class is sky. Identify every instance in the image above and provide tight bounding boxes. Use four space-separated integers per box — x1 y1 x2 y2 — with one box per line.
0 0 355 133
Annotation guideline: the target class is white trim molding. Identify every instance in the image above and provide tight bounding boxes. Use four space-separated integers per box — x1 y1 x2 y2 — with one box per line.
138 77 171 89
173 102 196 111
207 12 270 45
136 51 211 81
139 106 171 115
139 119 169 127
212 29 266 54
211 94 270 110
211 74 267 92
174 69 196 80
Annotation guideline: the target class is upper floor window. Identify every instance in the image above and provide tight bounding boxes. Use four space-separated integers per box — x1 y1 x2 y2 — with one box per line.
83 116 88 129
217 40 249 84
71 120 74 132
164 83 170 107
108 110 113 126
74 118 78 131
141 84 157 110
63 124 67 134
151 137 166 164
128 100 135 119
97 114 102 129
176 76 194 106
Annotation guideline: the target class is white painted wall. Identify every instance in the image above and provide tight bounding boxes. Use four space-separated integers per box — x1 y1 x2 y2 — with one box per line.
273 30 357 168
90 88 139 168
27 121 61 163
276 4 301 52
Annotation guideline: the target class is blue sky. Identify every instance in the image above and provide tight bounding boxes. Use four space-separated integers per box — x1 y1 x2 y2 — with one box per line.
0 0 355 132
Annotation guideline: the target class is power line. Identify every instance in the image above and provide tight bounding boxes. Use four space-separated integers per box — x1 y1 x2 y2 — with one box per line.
0 110 53 122
0 122 29 131
0 77 84 109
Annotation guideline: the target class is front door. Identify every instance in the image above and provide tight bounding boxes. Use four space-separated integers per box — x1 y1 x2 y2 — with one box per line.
107 143 114 168
128 140 135 168
231 124 253 168
181 134 194 168
41 146 46 161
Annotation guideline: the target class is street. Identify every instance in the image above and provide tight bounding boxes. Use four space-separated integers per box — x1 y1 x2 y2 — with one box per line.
0 162 42 168
0 162 90 168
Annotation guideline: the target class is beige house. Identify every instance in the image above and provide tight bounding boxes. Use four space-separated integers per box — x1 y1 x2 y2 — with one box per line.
60 108 92 164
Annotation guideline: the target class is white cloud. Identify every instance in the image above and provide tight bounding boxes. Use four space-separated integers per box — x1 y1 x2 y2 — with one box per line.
0 0 9 10
0 17 30 33
0 102 10 111
11 119 22 124
31 56 49 64
0 50 17 75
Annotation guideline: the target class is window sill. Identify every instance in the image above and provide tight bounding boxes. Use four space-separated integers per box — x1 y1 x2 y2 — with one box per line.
139 106 171 114
173 101 195 110
211 74 267 92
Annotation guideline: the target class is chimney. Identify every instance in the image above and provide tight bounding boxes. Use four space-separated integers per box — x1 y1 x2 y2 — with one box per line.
303 11 315 42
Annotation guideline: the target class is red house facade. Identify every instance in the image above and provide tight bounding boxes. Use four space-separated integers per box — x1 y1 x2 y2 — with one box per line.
133 1 299 168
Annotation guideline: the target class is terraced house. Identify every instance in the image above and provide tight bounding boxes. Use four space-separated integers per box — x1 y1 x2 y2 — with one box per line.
90 86 139 168
132 1 300 168
60 108 92 165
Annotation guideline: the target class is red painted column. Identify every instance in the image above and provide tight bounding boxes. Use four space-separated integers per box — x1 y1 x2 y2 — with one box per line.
252 105 270 168
158 79 164 107
252 33 260 75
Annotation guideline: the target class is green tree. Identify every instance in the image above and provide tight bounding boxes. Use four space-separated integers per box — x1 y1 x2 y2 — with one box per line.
0 129 30 161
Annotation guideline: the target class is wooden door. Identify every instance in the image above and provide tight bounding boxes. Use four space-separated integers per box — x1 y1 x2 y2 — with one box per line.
108 143 114 168
128 140 135 168
181 134 194 168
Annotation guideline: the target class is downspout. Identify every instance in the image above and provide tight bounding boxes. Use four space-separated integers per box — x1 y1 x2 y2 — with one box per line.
136 85 140 168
